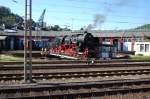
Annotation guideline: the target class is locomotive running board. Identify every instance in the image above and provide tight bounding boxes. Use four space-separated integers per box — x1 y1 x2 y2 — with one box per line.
49 53 79 60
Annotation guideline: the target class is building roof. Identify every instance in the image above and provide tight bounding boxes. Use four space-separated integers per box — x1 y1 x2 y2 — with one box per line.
0 30 150 38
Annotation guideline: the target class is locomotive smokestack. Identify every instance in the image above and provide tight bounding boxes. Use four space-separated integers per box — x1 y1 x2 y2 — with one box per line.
84 31 88 34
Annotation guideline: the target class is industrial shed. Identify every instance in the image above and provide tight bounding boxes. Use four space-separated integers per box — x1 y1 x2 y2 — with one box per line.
1 29 150 57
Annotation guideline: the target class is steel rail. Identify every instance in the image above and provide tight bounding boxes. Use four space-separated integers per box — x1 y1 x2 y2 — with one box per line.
1 79 150 99
1 59 150 65
1 62 150 70
0 68 150 81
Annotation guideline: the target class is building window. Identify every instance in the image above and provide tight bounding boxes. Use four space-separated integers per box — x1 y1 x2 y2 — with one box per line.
128 38 131 42
138 38 142 42
145 44 149 52
124 38 127 42
140 44 144 52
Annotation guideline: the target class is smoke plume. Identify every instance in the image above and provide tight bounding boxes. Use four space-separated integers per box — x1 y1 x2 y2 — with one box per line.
86 14 105 31
104 0 129 13
85 0 129 31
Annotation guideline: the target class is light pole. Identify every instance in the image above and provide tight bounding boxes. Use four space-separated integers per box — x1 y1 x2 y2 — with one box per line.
71 18 74 31
11 0 33 83
24 0 33 83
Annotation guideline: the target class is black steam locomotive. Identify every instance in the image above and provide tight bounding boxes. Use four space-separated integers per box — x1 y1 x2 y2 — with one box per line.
50 31 99 59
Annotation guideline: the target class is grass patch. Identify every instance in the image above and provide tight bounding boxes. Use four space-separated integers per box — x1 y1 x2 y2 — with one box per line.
130 55 150 60
0 54 23 61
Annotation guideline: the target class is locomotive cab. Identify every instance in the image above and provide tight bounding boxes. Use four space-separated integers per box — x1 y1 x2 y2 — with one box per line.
77 32 99 58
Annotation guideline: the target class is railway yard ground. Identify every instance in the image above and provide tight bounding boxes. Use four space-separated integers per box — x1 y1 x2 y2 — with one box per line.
1 52 150 98
1 0 150 98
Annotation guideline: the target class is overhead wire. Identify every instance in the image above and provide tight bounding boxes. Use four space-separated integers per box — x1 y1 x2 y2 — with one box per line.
33 0 150 29
32 7 148 20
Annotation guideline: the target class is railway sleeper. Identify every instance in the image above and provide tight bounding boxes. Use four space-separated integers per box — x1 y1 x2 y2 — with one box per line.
1 81 150 99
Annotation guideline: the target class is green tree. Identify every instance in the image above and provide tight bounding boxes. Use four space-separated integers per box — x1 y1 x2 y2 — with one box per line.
52 25 61 31
135 24 150 30
1 15 16 28
0 6 11 25
0 6 25 29
0 6 11 16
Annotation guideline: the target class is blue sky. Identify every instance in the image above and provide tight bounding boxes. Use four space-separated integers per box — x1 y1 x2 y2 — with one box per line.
0 0 150 30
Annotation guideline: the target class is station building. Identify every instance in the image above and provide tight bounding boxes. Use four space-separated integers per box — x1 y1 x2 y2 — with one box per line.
0 30 150 58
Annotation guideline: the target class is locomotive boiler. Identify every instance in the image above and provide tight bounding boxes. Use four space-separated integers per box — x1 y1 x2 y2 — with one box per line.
50 31 99 59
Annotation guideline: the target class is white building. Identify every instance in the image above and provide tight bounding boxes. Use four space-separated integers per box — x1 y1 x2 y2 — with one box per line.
134 42 150 55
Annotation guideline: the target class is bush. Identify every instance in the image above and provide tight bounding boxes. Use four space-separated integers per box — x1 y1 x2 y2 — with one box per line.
137 54 143 56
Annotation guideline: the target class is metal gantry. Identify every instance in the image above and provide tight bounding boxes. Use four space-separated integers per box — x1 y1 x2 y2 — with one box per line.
24 0 32 83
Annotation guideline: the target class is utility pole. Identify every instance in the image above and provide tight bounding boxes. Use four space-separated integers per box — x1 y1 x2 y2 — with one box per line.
24 0 33 83
71 18 74 31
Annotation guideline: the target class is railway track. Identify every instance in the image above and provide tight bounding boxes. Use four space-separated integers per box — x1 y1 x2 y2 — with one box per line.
1 67 150 83
1 62 150 98
1 62 150 70
0 62 150 84
1 79 150 99
0 59 150 65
